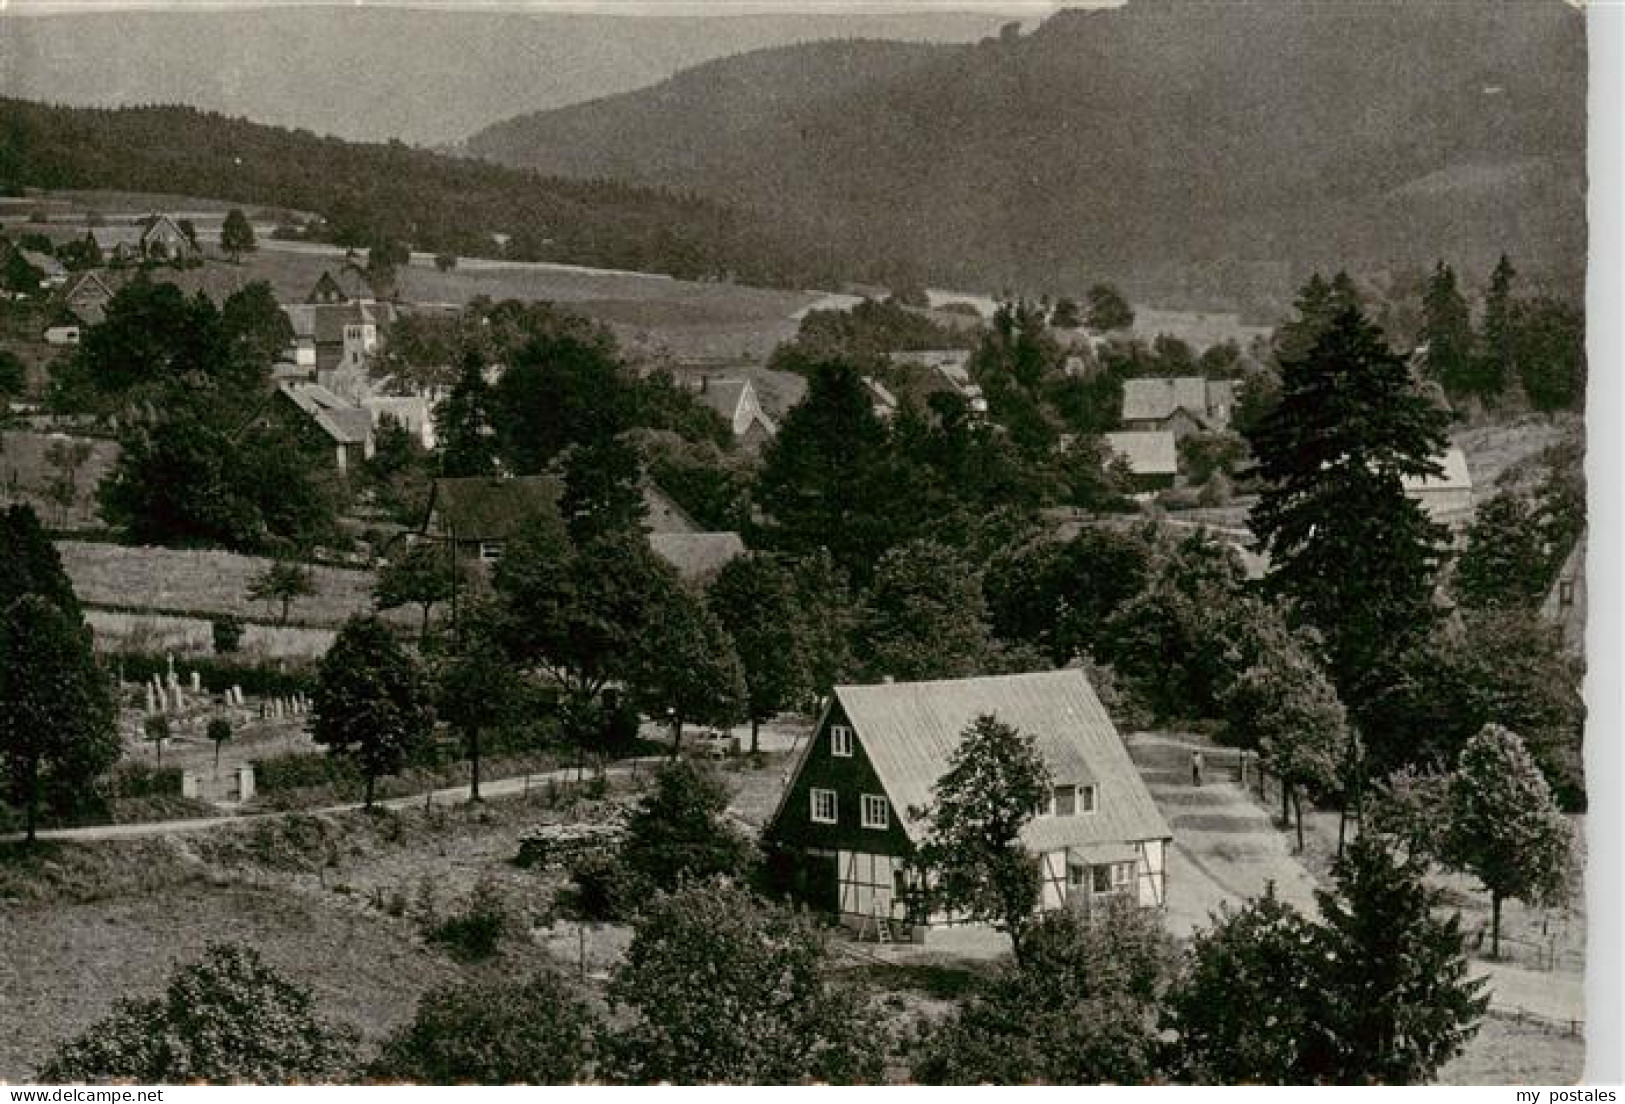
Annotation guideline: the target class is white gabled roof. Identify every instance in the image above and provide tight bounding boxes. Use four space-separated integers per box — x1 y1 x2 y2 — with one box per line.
1401 446 1473 494
1105 430 1178 477
830 670 1171 851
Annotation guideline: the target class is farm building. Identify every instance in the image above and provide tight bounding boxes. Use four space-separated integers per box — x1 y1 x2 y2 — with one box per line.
1120 376 1236 440
422 475 563 563
422 474 742 580
87 214 198 265
765 670 1172 940
1104 430 1178 491
275 382 375 473
1401 446 1474 528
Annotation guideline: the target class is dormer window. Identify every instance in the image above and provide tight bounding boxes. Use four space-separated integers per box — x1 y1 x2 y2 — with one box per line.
830 725 854 757
1047 783 1095 817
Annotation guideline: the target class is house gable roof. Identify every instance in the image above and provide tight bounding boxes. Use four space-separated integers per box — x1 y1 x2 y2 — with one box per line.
424 475 564 542
1121 376 1215 424
648 531 745 582
1400 446 1473 494
643 482 700 535
277 382 373 445
825 670 1171 851
1104 430 1178 477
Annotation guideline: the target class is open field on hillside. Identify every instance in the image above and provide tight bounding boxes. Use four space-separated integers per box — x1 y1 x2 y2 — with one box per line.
0 431 120 530
87 608 337 659
1455 413 1583 494
58 541 410 631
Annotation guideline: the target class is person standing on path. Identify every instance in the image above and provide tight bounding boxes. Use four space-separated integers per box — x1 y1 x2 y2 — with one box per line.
1191 749 1204 787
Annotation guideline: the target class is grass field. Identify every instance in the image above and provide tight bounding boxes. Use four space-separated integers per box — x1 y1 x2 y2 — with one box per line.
58 541 409 631
0 431 121 530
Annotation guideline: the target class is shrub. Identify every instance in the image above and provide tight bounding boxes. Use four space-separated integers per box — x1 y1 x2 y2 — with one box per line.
425 875 512 963
38 943 358 1084
567 849 641 922
370 971 595 1084
212 615 245 654
102 761 184 800
115 652 316 699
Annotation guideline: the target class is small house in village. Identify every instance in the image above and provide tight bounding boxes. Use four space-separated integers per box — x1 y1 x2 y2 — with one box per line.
306 267 374 305
19 249 67 289
765 670 1172 940
276 382 375 473
1401 446 1474 529
1120 376 1236 441
422 475 564 563
1104 430 1178 492
889 349 987 417
56 271 115 326
692 376 778 452
88 214 199 266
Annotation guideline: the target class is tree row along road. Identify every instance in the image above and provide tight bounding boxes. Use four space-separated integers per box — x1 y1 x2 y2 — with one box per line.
2 758 665 844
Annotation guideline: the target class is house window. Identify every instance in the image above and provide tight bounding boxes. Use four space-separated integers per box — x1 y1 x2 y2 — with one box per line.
861 794 889 830
811 788 838 824
1053 784 1076 816
1560 580 1575 608
478 541 504 563
1114 862 1133 889
1081 785 1097 813
1092 865 1114 894
830 725 854 757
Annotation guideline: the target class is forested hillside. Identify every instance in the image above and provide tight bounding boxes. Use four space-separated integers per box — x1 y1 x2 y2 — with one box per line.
469 0 1586 308
0 100 827 287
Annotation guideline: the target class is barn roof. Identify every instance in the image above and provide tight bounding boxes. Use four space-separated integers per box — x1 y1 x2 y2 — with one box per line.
648 531 745 582
1400 446 1473 494
276 382 373 445
424 475 563 541
829 670 1171 850
1104 430 1178 477
1121 377 1212 422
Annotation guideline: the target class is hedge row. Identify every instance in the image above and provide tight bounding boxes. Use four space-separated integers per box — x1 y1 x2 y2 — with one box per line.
109 652 317 698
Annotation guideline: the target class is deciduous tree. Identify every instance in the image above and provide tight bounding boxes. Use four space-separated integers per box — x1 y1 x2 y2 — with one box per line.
220 208 256 262
914 900 1171 1084
249 561 316 626
1446 724 1574 959
312 614 433 808
39 944 358 1084
912 714 1052 961
371 971 594 1084
0 594 118 842
604 881 881 1085
707 554 813 754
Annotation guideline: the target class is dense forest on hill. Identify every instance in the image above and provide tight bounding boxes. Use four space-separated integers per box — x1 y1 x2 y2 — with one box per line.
0 100 832 288
469 0 1586 309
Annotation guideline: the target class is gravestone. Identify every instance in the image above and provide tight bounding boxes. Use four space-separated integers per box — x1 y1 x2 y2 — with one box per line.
190 671 202 693
236 764 256 802
145 684 157 714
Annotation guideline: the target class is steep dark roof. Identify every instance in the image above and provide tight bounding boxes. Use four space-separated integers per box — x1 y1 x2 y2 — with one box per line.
424 476 563 542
